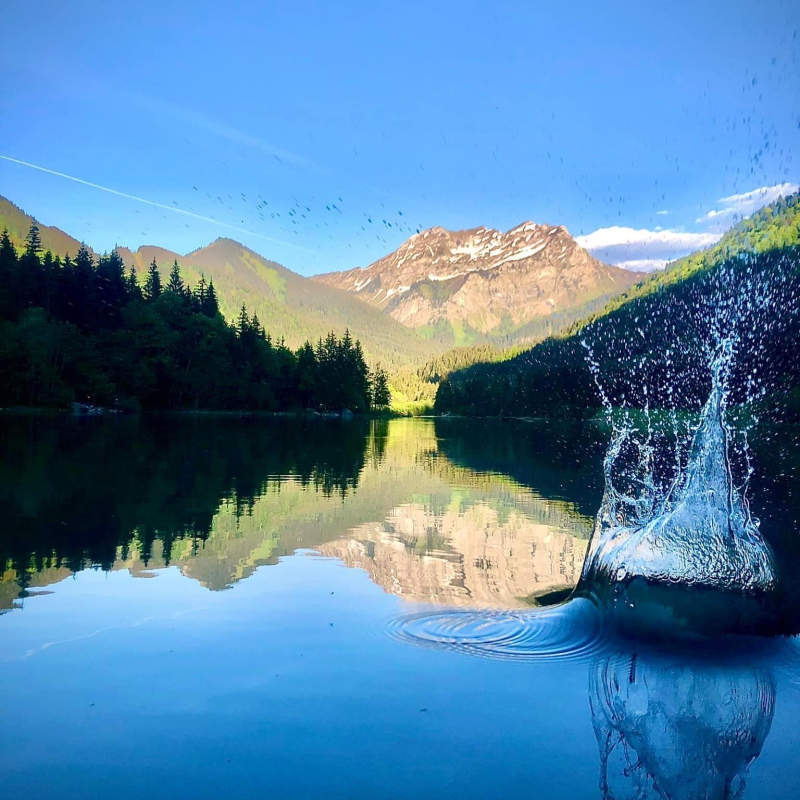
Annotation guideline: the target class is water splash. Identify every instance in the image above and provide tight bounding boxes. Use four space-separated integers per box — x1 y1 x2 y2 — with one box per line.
578 256 795 633
581 346 776 596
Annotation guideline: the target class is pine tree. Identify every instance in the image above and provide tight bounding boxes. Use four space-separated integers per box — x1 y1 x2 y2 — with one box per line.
125 265 143 301
96 250 127 326
237 303 250 336
202 279 219 317
355 340 371 409
296 341 317 408
372 364 391 407
41 251 55 314
19 223 46 311
144 258 162 301
0 229 18 317
71 244 97 329
167 260 184 294
341 328 353 355
193 275 207 312
24 223 42 256
0 229 16 266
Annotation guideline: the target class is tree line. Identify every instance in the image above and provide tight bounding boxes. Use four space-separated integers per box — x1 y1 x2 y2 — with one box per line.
0 224 391 412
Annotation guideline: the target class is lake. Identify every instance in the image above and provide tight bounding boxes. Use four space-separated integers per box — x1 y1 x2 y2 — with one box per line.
2 416 800 799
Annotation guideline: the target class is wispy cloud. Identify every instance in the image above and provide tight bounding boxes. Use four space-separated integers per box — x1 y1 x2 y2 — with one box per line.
656 210 669 216
576 226 722 269
0 155 306 250
696 182 798 228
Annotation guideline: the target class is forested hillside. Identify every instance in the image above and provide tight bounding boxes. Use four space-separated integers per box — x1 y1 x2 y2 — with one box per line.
0 224 390 412
436 192 800 419
0 196 443 374
118 238 443 372
389 291 630 410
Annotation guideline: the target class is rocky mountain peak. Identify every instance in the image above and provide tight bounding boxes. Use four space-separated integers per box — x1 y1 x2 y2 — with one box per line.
314 220 643 335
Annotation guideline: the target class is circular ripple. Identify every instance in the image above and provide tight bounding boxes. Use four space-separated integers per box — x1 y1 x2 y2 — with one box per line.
385 599 610 664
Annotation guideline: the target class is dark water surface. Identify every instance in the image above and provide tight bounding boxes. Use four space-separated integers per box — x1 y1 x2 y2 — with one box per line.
2 416 799 799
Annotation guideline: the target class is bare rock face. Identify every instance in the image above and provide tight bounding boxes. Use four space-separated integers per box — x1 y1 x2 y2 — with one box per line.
315 223 643 332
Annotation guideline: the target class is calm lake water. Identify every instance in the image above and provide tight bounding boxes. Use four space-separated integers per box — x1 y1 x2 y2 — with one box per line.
2 416 800 799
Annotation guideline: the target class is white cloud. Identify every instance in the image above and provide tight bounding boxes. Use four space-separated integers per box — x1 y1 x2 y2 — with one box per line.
576 226 722 269
696 182 798 228
578 181 797 272
616 259 668 272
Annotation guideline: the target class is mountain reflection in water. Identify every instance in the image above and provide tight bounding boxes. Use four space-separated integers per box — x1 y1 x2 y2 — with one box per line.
0 416 597 612
2 416 798 618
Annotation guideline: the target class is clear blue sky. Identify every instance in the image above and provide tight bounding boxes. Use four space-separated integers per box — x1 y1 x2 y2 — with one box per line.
1 0 798 274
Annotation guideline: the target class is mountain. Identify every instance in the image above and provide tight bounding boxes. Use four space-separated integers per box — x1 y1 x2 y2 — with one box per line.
435 191 800 419
0 195 442 372
0 196 90 258
117 238 443 370
314 222 643 342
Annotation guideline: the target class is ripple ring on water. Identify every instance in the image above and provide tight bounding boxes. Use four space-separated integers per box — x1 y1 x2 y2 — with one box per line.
384 598 610 664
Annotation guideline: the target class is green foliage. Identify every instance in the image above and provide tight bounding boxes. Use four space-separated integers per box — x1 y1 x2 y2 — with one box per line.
0 226 376 412
390 343 524 410
121 237 445 375
144 258 163 301
0 196 446 376
557 191 800 337
371 364 391 407
0 416 385 580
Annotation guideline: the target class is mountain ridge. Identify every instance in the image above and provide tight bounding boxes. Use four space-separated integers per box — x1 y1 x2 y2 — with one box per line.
0 196 92 258
314 221 644 337
434 191 800 419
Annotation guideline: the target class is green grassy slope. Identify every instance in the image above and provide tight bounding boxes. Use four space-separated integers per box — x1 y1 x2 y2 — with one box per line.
568 191 800 328
119 238 445 371
0 196 90 257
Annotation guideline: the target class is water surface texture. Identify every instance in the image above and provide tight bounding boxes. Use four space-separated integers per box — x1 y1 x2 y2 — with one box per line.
2 416 799 800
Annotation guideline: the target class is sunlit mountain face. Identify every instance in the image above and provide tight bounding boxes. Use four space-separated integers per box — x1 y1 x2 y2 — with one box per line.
314 223 642 336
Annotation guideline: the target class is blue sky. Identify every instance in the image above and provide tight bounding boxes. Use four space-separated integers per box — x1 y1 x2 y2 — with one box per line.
1 0 798 274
